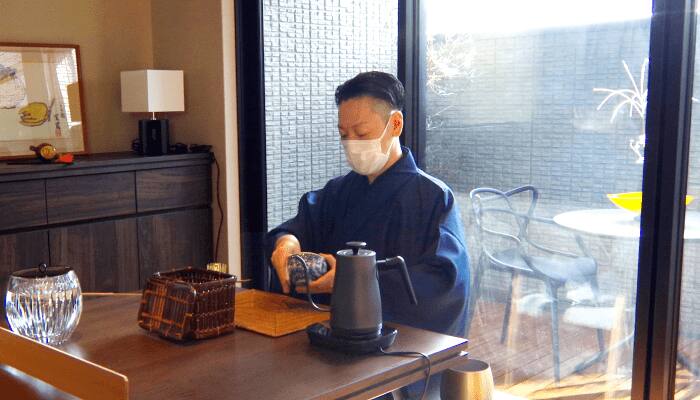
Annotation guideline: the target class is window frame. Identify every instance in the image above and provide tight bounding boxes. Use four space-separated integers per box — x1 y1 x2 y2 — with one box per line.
235 0 268 290
398 0 427 169
235 1 697 397
632 0 697 397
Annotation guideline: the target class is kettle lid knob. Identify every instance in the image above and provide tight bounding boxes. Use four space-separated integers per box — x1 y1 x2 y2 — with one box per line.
346 241 367 255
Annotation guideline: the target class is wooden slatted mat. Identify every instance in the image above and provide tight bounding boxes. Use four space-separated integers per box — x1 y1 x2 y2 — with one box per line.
234 289 329 337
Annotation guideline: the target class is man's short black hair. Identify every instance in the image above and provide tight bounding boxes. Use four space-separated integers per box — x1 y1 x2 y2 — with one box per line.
335 71 405 110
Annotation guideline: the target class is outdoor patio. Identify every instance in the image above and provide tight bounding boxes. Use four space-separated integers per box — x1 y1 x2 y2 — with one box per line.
468 300 700 399
455 184 700 398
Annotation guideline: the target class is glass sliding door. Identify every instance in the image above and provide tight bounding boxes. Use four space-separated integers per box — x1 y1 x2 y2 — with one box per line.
262 0 398 230
423 0 652 397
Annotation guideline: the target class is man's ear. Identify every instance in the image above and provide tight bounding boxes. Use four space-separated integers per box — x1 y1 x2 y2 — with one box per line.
391 111 404 137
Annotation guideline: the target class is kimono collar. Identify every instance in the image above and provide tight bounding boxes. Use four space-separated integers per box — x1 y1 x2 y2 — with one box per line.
384 146 419 175
359 146 418 184
341 146 420 238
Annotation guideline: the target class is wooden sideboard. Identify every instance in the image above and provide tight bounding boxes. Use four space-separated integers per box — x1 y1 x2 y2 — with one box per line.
0 152 213 292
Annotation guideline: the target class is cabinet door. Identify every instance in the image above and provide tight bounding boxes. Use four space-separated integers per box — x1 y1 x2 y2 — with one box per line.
136 165 211 212
50 219 139 292
0 230 49 289
0 180 47 230
137 208 212 284
46 172 136 224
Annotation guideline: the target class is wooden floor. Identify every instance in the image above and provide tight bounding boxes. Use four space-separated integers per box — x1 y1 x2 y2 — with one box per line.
468 301 700 399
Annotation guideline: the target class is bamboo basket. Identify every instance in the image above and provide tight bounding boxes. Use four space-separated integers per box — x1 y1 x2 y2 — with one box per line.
137 267 237 341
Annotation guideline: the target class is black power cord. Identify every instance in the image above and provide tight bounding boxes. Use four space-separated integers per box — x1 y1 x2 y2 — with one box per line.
378 347 432 400
131 141 223 261
212 156 224 262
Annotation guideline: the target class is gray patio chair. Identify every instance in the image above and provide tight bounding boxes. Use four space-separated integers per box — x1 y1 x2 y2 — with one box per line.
466 185 606 382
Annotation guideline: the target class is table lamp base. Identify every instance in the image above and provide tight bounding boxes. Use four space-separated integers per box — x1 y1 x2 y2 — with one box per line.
138 119 169 156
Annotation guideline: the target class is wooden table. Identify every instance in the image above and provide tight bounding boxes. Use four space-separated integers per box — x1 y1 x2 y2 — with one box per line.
1 295 469 399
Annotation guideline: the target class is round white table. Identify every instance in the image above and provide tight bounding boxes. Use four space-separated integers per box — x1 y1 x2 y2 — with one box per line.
553 209 700 240
554 208 700 374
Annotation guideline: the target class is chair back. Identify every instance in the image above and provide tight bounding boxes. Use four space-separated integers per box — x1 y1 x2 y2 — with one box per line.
469 186 539 271
0 326 128 399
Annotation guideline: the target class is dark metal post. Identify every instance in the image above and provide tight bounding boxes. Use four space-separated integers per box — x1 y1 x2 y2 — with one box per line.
235 0 269 290
632 0 696 397
398 0 426 169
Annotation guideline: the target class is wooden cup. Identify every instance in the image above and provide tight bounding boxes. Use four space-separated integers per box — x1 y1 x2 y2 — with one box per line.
440 358 494 400
207 262 229 274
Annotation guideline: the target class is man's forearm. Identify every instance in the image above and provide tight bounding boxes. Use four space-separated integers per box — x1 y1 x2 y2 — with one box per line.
271 234 302 293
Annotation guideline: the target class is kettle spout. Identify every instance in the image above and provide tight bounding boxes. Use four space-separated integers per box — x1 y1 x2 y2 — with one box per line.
377 256 418 305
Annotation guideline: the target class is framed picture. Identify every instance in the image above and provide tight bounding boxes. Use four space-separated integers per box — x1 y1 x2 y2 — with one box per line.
0 43 88 159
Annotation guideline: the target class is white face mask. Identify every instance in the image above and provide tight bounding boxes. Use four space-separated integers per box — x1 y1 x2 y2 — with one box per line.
341 114 397 176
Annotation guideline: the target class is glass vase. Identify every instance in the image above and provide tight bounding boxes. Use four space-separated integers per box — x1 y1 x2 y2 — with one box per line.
5 265 82 346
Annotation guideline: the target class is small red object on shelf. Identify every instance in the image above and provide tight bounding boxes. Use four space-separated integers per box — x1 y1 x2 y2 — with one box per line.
57 153 74 164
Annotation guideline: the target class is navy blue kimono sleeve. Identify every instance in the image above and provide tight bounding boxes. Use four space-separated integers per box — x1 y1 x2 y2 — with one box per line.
266 175 344 255
267 190 323 251
380 188 470 337
265 186 329 294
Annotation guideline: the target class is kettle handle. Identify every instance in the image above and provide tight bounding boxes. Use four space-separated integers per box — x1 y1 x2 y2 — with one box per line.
377 256 418 305
289 254 331 312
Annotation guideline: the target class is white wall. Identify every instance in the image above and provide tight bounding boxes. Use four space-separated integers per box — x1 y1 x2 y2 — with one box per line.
0 0 154 153
150 0 240 275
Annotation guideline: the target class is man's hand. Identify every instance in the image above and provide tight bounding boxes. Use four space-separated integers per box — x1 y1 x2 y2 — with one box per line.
271 235 301 293
296 253 336 294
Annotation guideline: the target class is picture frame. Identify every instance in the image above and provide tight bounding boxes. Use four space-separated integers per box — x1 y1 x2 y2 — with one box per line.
0 43 88 159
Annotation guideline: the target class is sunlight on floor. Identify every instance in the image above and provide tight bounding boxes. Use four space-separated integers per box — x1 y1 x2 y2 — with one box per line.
469 300 700 399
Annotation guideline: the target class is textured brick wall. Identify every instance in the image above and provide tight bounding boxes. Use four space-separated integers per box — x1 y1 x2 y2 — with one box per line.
424 19 700 334
263 0 397 230
425 21 655 204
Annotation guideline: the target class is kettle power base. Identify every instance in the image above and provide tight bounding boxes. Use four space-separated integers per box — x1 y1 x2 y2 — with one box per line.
306 322 398 354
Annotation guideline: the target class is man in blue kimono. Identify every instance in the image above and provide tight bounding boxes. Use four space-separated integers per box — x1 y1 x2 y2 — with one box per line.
267 71 469 339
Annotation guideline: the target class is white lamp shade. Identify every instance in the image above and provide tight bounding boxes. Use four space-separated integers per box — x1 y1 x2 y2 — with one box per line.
120 70 185 113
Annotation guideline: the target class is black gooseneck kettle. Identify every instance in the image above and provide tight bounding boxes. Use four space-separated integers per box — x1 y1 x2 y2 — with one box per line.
332 241 419 340
295 241 418 341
